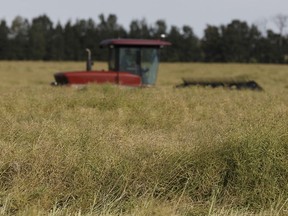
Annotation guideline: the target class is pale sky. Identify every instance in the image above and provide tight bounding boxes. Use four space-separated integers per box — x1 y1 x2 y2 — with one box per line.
1 0 287 36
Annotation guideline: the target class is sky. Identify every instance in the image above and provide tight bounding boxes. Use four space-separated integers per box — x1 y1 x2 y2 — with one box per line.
1 0 288 36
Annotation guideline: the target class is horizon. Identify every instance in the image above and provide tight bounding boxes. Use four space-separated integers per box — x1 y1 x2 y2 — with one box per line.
1 0 287 37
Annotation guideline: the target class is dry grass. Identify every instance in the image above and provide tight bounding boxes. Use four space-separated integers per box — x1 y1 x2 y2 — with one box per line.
0 61 288 215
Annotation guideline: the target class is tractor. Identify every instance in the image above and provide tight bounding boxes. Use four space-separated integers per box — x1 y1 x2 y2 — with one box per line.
51 38 263 91
51 38 171 87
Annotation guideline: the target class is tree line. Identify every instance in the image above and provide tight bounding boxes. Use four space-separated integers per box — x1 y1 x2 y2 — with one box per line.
0 14 288 63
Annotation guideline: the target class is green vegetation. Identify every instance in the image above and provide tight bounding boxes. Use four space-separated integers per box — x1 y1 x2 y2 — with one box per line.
0 62 288 215
1 15 288 63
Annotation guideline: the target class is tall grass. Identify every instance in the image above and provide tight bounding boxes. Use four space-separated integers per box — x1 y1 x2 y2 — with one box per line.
0 61 288 215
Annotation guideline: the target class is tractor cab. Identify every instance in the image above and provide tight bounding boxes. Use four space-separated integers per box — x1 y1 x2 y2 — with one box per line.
101 39 171 86
52 39 171 87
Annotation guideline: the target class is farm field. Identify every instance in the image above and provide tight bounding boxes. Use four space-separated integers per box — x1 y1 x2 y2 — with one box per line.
0 61 288 215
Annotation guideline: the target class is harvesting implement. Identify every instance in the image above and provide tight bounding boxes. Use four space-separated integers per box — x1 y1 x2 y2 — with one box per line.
176 77 263 91
51 39 171 87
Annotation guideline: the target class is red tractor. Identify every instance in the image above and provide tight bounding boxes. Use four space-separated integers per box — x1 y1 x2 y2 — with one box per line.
51 39 171 87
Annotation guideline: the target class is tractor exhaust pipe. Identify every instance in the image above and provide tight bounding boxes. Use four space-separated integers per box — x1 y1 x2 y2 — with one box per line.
86 48 93 71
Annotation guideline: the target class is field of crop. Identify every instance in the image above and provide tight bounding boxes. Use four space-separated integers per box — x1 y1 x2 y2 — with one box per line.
0 61 288 215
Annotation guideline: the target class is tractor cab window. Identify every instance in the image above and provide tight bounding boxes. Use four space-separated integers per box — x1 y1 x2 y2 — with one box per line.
141 48 159 85
119 48 140 74
118 47 160 85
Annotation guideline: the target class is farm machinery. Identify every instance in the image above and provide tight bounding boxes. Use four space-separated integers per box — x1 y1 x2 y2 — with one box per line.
51 39 171 87
51 38 262 90
176 77 263 91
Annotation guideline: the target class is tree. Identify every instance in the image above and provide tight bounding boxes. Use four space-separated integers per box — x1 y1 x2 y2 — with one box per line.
63 21 81 60
166 26 182 61
0 20 9 59
272 14 288 58
9 16 29 59
264 30 284 63
96 14 127 60
81 19 101 61
97 14 126 39
273 14 288 36
181 25 202 61
0 14 287 63
48 23 65 60
28 15 53 60
73 19 102 61
247 25 262 63
221 20 257 62
152 20 167 38
201 25 224 62
129 19 151 39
